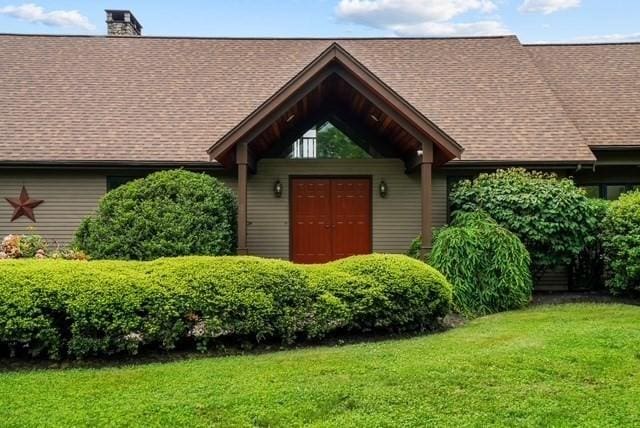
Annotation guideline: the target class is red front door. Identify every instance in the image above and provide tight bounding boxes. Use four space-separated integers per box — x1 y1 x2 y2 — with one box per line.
291 178 371 263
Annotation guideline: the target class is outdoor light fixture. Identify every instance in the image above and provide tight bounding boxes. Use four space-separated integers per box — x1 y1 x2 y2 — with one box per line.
379 180 388 198
273 179 283 198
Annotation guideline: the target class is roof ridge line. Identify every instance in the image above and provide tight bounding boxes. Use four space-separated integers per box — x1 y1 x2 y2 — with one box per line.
524 41 640 47
0 32 517 41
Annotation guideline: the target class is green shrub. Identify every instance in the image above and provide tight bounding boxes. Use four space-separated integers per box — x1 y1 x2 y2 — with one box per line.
602 190 640 294
451 168 600 281
149 257 312 347
18 234 47 258
0 254 452 359
308 254 452 333
407 236 422 260
428 211 532 317
570 198 609 290
74 170 237 260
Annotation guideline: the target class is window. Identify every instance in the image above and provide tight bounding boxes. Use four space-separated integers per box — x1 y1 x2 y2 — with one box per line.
107 176 139 191
605 185 628 201
579 183 640 200
286 122 374 159
581 185 600 199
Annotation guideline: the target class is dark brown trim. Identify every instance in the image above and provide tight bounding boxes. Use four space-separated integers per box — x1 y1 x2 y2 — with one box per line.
207 42 463 166
442 160 596 170
236 142 249 255
420 141 433 256
0 160 223 169
208 46 341 160
328 109 400 158
590 145 640 151
288 175 373 262
331 50 462 158
264 107 334 158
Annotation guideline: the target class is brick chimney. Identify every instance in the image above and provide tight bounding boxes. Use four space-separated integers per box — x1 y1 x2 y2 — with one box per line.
105 10 142 36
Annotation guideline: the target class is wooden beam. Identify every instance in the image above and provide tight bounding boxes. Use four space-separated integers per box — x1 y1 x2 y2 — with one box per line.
335 69 433 148
332 50 462 159
421 140 434 258
209 63 340 163
404 151 422 173
329 108 401 158
236 141 249 255
263 106 332 158
208 43 462 168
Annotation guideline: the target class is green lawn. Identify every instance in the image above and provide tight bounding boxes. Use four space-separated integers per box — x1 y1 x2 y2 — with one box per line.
1 303 639 427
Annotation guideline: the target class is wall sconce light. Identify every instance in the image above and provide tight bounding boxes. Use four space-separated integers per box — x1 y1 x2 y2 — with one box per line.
379 180 388 198
274 179 283 198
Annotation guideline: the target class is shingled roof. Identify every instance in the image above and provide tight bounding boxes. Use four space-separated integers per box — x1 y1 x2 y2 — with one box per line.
1 34 634 166
526 42 640 150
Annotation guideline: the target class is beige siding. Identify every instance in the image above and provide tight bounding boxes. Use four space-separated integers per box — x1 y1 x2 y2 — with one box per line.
0 172 106 246
241 158 447 259
432 170 448 229
0 165 448 263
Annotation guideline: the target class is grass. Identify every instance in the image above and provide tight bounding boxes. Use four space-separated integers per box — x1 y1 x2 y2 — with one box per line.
1 303 639 427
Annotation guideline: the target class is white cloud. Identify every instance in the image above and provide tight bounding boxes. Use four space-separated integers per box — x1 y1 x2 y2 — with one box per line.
0 3 94 30
571 32 640 43
392 20 509 37
519 0 580 14
335 0 509 36
529 32 640 44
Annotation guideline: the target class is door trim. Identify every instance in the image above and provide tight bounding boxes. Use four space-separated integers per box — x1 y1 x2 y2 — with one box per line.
289 175 373 262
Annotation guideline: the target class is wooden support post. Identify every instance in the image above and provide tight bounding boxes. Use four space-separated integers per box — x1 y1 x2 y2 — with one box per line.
237 141 249 255
420 140 434 258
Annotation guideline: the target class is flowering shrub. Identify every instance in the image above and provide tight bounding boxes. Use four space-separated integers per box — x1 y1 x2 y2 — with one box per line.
19 234 48 258
0 234 48 259
49 248 89 261
0 234 87 261
0 234 21 259
0 254 451 359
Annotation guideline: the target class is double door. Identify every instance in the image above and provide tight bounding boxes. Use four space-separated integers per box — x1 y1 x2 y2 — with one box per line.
291 178 372 263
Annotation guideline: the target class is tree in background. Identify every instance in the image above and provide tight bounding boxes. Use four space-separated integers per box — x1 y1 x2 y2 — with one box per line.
316 122 370 159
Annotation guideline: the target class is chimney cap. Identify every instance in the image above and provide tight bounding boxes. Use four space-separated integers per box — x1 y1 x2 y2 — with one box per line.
105 9 142 34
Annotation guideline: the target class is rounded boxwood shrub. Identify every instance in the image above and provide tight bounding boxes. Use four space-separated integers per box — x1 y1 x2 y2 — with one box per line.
0 254 452 359
74 170 237 260
602 190 640 294
149 256 312 347
307 254 453 334
451 168 600 281
429 211 533 317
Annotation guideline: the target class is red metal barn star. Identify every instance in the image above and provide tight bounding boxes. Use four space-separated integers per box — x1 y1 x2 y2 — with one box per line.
5 186 44 222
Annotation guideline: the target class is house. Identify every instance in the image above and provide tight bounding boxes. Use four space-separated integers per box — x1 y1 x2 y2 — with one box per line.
1 10 639 289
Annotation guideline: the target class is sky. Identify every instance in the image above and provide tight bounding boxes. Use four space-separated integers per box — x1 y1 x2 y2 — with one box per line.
0 0 638 43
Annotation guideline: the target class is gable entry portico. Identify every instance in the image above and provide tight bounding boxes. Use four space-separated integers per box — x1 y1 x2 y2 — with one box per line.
207 43 463 261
